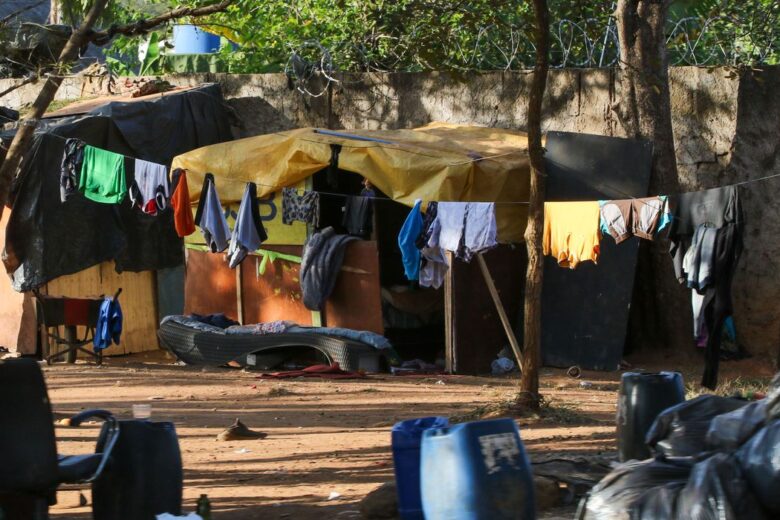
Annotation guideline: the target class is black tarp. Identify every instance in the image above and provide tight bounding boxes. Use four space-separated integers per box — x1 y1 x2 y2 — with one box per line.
541 131 653 370
1 84 232 292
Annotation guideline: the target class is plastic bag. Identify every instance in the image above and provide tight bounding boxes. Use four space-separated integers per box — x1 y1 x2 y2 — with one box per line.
765 372 780 421
628 482 684 520
578 457 693 520
705 399 767 452
645 395 746 457
676 453 767 520
737 419 780 513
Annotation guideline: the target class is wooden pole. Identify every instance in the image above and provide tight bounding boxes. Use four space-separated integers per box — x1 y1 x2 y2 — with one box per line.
477 253 524 367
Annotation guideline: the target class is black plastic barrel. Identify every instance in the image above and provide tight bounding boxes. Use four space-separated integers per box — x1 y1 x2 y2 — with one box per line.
92 420 183 520
617 372 685 461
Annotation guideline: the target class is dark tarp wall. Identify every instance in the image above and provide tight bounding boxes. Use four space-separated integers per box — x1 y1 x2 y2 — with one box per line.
1 84 232 292
541 131 653 371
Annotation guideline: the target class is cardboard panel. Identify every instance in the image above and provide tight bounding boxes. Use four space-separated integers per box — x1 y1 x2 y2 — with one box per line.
324 241 383 334
183 248 238 320
541 131 653 370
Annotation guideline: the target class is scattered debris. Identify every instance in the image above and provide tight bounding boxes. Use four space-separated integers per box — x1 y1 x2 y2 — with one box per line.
567 365 582 378
148 396 165 400
234 448 251 454
327 491 343 501
579 381 593 389
267 386 297 397
435 380 446 385
216 418 268 441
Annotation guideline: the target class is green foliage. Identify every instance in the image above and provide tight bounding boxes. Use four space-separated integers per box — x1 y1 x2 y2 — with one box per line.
57 0 780 75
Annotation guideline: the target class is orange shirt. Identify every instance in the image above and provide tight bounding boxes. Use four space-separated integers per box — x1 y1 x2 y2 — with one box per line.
171 169 195 237
543 201 601 269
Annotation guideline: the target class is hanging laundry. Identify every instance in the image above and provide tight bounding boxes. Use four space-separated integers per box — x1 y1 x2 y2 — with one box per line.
194 173 231 253
668 185 743 389
398 199 423 281
60 138 85 202
543 201 601 269
282 187 320 227
599 196 671 243
416 201 439 250
300 227 358 311
129 159 169 215
419 216 448 289
78 145 127 204
94 296 122 351
436 202 498 260
462 202 498 260
170 168 195 237
227 183 268 269
342 195 374 238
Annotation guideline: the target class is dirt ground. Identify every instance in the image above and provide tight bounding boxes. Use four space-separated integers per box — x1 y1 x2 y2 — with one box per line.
42 350 776 519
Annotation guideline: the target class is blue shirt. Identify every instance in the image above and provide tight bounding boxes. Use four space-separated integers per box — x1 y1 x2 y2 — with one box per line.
398 199 423 281
94 297 122 351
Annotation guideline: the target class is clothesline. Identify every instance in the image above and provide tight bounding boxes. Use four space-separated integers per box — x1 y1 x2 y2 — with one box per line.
53 134 780 207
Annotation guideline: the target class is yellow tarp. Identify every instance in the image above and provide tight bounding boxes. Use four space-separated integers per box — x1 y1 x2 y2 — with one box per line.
171 123 530 241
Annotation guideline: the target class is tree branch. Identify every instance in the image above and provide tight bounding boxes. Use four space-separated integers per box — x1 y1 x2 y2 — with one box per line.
89 0 233 45
0 0 110 218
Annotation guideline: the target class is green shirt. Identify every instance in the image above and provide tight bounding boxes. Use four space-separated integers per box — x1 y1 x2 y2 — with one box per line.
79 145 126 204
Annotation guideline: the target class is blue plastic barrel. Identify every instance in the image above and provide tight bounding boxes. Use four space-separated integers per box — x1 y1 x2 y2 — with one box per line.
171 25 221 54
392 416 449 520
420 418 535 520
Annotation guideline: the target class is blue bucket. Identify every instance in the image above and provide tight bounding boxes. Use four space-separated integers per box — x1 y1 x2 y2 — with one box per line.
171 25 220 54
391 416 449 520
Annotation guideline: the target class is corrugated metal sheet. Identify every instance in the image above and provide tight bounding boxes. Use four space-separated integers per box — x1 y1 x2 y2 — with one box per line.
45 262 159 356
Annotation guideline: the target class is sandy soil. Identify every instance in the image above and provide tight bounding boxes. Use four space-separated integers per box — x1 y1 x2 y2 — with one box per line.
42 351 775 519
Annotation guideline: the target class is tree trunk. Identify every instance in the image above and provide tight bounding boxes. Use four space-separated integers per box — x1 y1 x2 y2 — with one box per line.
519 0 550 410
615 0 690 353
0 0 109 218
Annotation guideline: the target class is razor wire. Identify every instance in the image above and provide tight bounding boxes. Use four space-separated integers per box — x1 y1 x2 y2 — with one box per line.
285 11 780 97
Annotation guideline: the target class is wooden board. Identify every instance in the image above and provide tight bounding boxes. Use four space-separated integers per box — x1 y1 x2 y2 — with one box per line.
45 262 159 356
183 249 238 320
447 245 526 374
242 246 314 326
325 241 384 334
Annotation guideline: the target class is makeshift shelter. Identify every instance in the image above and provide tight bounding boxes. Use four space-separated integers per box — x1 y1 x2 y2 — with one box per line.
0 84 233 355
171 124 530 371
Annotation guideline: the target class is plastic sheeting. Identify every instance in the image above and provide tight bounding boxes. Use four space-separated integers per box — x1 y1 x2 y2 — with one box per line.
1 84 232 292
171 123 530 242
737 419 780 513
644 395 746 457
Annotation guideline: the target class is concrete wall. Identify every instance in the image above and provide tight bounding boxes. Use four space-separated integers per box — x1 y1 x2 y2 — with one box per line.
2 66 779 358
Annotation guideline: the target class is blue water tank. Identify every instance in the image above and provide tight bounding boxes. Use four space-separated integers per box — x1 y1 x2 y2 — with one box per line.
171 24 220 54
392 416 449 520
420 418 535 519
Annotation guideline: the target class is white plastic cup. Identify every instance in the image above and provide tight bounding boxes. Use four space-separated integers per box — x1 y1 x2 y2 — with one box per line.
132 404 152 419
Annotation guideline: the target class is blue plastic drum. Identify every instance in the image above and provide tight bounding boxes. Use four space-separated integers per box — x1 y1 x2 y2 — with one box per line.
171 25 220 54
392 416 449 520
420 418 535 519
